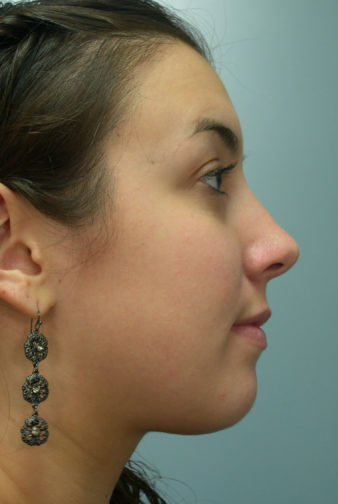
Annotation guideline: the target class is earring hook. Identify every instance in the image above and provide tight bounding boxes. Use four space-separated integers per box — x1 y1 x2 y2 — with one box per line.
30 308 42 333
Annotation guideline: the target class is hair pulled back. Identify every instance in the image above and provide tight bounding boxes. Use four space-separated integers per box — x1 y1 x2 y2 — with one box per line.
0 0 212 227
0 0 212 502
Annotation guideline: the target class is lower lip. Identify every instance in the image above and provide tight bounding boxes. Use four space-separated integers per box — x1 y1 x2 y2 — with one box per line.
231 325 267 349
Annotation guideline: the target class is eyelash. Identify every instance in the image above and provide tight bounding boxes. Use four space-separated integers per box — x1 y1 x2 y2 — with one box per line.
201 162 237 196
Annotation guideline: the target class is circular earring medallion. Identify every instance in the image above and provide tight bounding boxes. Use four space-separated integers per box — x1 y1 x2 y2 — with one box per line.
24 332 48 363
22 373 49 404
20 415 49 446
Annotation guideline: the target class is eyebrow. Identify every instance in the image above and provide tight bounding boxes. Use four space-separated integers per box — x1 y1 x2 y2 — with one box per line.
190 117 240 154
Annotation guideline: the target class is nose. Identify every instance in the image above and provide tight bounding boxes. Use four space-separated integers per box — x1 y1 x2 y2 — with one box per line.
241 188 300 283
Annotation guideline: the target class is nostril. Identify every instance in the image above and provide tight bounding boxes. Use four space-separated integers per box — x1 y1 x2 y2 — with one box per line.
270 263 283 270
266 263 284 276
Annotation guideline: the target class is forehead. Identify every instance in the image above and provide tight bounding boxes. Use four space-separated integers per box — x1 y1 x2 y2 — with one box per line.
115 42 242 156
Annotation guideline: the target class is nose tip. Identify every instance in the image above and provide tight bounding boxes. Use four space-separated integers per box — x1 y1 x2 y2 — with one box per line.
288 236 300 268
242 185 300 283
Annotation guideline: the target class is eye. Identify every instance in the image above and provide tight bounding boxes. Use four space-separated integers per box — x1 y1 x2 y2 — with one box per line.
201 163 237 196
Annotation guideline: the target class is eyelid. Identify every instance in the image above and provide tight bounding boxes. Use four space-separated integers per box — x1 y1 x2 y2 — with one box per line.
202 152 246 179
201 152 245 175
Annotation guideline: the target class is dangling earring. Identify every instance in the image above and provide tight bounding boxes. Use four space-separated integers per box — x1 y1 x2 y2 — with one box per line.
20 309 49 446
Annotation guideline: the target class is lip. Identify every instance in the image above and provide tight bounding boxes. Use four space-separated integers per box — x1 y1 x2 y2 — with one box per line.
231 325 268 349
231 309 271 349
232 308 272 328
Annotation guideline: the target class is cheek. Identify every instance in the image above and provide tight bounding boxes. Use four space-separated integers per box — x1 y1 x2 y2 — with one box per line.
111 194 241 348
93 197 247 432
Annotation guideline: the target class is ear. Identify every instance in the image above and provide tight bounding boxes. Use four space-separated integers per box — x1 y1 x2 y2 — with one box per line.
0 183 57 318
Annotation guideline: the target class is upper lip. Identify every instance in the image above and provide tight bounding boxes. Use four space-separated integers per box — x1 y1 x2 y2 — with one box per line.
233 308 272 327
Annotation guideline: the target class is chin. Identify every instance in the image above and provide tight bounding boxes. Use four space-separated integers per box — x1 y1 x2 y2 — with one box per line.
209 396 258 434
216 372 258 430
203 373 258 434
157 380 258 436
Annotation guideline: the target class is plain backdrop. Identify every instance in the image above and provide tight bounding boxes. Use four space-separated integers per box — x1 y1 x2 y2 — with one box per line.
131 1 338 503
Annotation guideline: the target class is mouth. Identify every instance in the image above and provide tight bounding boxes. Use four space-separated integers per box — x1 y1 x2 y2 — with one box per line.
231 308 271 349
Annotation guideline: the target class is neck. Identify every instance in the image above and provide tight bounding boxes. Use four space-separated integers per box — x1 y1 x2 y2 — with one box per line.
0 310 145 504
0 413 144 504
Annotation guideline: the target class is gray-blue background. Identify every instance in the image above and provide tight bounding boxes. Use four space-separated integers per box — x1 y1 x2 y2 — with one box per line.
131 1 338 503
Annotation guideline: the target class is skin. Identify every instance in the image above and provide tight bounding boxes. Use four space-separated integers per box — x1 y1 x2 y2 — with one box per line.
0 42 299 503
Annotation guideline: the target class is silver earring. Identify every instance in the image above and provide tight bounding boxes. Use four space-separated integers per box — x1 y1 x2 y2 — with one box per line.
20 309 49 446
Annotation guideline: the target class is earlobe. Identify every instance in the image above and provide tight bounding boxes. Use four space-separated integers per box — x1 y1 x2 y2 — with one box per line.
0 184 57 318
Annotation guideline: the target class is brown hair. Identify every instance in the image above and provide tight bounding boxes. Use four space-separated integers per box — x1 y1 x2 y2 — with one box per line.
0 0 213 227
0 0 213 501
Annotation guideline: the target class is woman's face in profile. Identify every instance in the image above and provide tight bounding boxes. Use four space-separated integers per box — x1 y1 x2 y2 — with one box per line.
63 42 299 435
